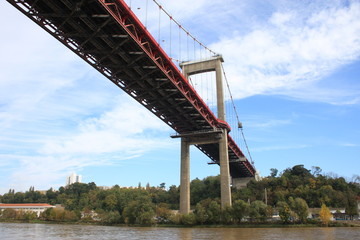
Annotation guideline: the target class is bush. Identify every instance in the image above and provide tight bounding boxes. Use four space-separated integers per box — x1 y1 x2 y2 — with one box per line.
181 213 196 225
232 199 250 223
122 197 155 225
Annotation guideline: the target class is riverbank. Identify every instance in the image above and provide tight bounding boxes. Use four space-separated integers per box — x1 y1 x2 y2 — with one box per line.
1 219 359 228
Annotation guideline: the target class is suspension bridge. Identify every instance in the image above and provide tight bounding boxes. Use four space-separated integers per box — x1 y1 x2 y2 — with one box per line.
7 0 258 212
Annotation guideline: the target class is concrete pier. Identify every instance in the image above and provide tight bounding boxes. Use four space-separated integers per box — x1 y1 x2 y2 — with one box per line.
179 138 190 214
178 55 232 213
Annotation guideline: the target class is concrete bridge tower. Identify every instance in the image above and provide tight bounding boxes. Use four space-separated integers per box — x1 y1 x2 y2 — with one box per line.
177 55 231 214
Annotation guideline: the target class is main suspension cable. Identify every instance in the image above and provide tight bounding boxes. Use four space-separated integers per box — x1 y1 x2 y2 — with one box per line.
152 0 217 57
221 64 255 166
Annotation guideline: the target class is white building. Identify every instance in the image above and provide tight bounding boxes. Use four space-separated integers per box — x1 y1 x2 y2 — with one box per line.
0 203 55 217
66 172 82 186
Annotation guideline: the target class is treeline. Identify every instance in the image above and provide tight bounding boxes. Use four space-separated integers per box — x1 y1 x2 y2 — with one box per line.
234 165 359 213
0 165 359 225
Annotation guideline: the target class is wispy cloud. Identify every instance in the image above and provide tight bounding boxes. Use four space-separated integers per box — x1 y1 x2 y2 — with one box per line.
209 1 360 104
253 144 309 152
247 118 292 129
339 143 359 147
1 0 359 193
39 99 169 155
0 1 174 192
0 97 172 192
132 0 360 105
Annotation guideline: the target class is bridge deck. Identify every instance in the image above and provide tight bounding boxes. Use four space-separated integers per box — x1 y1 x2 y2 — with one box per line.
7 0 255 178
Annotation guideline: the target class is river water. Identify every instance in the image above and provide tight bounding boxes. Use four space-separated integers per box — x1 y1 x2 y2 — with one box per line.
0 223 359 239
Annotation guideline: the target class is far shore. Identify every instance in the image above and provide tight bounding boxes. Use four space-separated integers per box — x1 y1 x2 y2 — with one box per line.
1 219 360 228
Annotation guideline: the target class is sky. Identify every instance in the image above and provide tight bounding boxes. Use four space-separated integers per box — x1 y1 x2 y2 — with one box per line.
0 0 359 194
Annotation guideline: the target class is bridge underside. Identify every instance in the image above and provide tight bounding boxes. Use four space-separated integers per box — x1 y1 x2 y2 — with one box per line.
7 0 255 178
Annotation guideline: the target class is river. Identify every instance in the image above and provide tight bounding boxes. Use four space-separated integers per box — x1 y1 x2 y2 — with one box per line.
0 223 359 239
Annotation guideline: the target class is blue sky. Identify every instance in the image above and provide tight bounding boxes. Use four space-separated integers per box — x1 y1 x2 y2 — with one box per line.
0 0 359 193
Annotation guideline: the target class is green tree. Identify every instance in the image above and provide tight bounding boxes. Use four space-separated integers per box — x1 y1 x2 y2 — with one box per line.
292 197 309 223
270 168 278 178
249 201 267 222
345 191 358 220
23 211 38 221
190 176 220 205
166 185 179 209
46 188 58 205
181 213 196 225
63 210 79 222
104 194 117 211
231 199 250 223
41 208 78 222
221 205 233 224
207 200 221 224
311 166 322 176
99 211 121 224
155 203 172 223
194 202 208 224
277 201 291 223
122 197 155 225
0 209 17 220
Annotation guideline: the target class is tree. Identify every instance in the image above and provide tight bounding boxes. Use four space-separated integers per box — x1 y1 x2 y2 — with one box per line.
98 211 121 224
249 201 267 222
23 211 38 221
194 202 208 224
345 191 358 220
231 199 249 223
319 204 332 226
104 194 117 211
181 213 196 225
207 201 221 224
270 168 278 178
166 185 179 208
290 165 312 178
0 209 17 220
292 197 309 223
41 208 78 222
277 201 291 223
351 175 360 184
190 176 221 205
311 166 322 176
122 196 155 225
155 203 172 223
221 205 233 224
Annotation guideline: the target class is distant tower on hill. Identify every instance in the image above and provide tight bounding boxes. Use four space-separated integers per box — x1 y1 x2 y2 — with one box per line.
66 173 82 186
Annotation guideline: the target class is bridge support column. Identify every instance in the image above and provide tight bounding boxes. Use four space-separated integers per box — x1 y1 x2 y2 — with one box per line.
215 56 232 208
178 55 232 210
180 138 190 214
219 129 232 208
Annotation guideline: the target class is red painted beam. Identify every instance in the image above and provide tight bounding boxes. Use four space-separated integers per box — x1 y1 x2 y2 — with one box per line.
98 0 222 130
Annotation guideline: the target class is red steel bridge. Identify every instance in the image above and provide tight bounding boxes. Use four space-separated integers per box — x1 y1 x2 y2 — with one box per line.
7 0 256 179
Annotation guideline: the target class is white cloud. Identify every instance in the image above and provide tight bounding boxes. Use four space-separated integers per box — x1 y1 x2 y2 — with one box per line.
2 0 359 192
253 144 308 152
340 143 359 147
248 118 292 129
40 100 169 155
0 98 172 193
0 1 174 192
210 1 360 104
